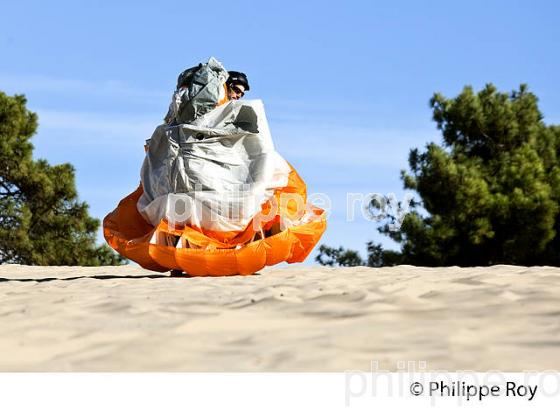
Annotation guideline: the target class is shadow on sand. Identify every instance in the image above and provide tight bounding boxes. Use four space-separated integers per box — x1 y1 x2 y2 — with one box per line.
0 274 172 283
0 271 262 283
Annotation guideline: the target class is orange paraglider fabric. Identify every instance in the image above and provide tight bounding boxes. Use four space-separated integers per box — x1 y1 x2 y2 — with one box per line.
103 165 326 276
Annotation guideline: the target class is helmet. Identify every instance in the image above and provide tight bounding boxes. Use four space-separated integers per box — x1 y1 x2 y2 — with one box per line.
226 71 250 91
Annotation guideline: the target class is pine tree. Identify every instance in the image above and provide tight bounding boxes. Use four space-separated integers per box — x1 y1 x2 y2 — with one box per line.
0 91 123 265
317 84 560 267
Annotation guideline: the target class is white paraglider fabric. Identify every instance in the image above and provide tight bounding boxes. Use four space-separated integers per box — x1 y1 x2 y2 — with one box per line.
137 99 291 232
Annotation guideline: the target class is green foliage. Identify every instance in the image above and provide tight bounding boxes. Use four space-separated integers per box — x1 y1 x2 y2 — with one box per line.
366 242 403 267
317 84 560 267
315 244 365 267
0 91 123 266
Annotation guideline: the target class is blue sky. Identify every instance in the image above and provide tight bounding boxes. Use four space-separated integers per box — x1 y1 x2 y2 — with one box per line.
1 0 559 262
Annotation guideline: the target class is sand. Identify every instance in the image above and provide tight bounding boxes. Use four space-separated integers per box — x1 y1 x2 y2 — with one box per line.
0 264 559 372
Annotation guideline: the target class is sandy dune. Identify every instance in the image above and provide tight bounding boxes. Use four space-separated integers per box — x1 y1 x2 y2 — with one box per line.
1 264 559 371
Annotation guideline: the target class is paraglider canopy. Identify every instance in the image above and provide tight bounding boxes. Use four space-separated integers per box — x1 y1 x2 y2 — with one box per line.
103 57 327 276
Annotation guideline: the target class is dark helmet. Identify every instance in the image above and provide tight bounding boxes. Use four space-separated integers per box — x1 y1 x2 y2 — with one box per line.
226 71 250 91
